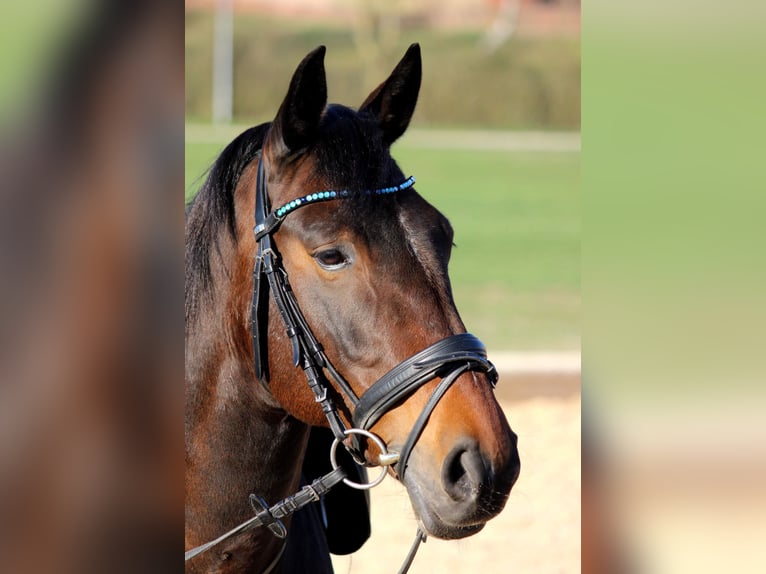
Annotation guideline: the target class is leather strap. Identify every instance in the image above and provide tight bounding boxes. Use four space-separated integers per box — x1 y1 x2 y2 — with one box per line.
353 334 496 432
252 159 357 442
252 158 271 382
352 333 497 479
185 466 347 562
395 363 470 480
398 527 427 574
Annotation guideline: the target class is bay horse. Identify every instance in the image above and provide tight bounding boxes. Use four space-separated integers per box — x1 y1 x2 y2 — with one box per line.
185 44 520 573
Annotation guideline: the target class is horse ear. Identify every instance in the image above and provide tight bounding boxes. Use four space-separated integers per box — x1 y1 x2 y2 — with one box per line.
272 46 327 155
359 43 422 146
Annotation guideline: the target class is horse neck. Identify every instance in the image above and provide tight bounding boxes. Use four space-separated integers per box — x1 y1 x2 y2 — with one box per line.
185 232 311 568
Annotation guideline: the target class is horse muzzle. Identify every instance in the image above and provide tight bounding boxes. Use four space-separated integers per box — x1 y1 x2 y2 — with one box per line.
403 429 520 540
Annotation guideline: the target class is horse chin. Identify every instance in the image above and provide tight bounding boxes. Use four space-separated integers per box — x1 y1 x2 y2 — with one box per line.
419 513 486 541
402 474 492 541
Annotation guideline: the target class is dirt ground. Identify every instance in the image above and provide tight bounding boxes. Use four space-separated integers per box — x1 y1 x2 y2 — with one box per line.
331 374 581 574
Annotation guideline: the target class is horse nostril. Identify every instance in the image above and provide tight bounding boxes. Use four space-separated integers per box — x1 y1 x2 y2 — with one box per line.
441 443 488 502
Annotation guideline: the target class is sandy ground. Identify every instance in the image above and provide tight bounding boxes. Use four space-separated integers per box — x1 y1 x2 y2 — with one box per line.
331 374 581 574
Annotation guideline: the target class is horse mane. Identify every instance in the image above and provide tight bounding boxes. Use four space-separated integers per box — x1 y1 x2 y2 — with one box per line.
185 123 269 326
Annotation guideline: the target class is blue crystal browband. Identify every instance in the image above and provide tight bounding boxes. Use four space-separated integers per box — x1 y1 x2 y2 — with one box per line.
254 175 416 240
274 175 416 218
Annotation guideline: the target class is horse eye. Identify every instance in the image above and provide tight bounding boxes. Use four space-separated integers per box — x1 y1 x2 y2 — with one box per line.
314 248 349 270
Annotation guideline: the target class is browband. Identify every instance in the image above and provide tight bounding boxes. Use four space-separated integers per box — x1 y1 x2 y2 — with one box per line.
254 173 416 241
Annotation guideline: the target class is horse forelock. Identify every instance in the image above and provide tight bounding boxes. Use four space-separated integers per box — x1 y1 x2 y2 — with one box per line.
315 106 455 306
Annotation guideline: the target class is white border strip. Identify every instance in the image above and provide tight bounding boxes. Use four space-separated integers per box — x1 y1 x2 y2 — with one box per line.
489 351 581 375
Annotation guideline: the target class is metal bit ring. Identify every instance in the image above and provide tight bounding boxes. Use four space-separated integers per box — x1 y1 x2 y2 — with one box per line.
329 428 398 490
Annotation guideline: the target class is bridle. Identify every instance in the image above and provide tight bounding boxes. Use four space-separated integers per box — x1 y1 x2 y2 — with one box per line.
186 154 499 570
250 157 498 478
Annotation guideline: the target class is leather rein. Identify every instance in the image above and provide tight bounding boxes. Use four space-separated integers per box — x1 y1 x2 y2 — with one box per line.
186 156 499 572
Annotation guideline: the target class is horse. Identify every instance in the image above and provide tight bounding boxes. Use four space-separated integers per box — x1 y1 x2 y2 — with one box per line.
185 43 520 573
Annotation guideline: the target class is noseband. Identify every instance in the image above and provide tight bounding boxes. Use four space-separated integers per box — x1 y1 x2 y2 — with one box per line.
250 157 498 480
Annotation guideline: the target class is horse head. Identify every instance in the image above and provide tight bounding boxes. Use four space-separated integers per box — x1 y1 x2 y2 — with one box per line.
234 44 520 541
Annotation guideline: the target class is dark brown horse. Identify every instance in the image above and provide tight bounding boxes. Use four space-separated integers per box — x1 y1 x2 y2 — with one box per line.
185 44 520 573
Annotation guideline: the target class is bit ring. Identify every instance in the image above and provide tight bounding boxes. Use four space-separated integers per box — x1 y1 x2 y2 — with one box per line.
329 428 397 490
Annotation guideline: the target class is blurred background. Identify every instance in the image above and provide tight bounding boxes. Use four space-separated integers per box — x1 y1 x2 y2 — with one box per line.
185 0 581 352
4 1 762 573
185 1 581 572
1 2 183 573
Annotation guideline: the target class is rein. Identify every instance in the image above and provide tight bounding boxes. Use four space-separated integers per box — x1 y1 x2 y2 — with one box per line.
186 157 498 572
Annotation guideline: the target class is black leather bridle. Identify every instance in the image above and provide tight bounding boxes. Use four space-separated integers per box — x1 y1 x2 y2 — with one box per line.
250 157 498 480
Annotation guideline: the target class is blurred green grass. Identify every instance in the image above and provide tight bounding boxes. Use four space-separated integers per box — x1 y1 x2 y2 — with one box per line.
401 147 580 351
186 128 579 350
